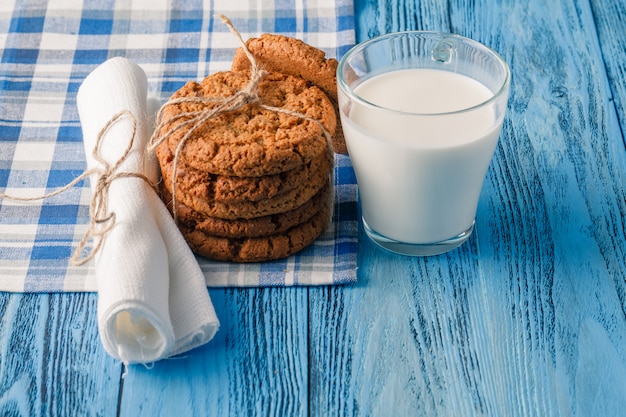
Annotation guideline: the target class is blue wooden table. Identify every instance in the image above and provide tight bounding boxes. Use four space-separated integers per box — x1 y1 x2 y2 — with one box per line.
1 0 626 416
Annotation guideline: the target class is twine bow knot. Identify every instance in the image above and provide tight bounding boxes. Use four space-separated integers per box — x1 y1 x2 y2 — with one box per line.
72 110 156 265
0 109 154 265
147 14 333 222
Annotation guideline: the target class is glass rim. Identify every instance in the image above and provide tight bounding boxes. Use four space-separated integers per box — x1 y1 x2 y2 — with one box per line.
337 30 511 117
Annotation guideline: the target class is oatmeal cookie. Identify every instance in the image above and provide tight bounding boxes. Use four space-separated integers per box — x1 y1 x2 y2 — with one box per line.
232 33 347 154
158 70 336 177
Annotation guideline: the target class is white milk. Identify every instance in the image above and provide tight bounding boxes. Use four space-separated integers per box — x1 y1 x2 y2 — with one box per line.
341 68 503 244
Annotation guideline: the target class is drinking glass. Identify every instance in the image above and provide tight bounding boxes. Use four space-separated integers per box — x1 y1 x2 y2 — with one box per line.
337 31 510 256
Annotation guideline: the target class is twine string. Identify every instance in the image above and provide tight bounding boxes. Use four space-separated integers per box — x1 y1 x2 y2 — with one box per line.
147 14 334 222
72 109 157 265
0 109 155 266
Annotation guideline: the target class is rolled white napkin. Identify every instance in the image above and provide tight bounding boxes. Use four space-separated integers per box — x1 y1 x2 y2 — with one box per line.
76 57 219 364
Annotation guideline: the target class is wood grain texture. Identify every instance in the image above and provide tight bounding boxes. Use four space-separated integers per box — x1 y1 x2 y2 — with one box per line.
318 0 626 416
117 288 309 417
355 0 451 38
309 234 492 416
0 293 121 417
590 0 626 140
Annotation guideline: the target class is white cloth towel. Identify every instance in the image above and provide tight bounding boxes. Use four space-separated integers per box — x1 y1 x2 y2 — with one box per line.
76 57 219 364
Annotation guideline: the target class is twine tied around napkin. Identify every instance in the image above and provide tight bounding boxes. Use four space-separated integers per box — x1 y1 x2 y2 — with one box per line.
2 58 221 364
73 110 161 265
147 14 335 222
76 57 219 365
0 110 153 266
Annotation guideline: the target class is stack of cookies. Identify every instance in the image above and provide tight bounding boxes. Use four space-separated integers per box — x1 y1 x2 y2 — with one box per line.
155 35 341 263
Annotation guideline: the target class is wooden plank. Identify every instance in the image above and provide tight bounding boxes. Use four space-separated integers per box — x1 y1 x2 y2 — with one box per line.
590 0 626 138
590 0 626 320
118 287 309 417
309 228 507 415
472 2 626 415
310 0 626 416
0 292 121 416
355 0 451 39
309 237 489 416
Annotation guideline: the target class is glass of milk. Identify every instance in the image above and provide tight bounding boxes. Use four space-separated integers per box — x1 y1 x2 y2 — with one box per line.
337 31 510 256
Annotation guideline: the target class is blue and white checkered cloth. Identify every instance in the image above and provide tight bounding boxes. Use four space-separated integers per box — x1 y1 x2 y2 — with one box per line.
0 0 357 292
